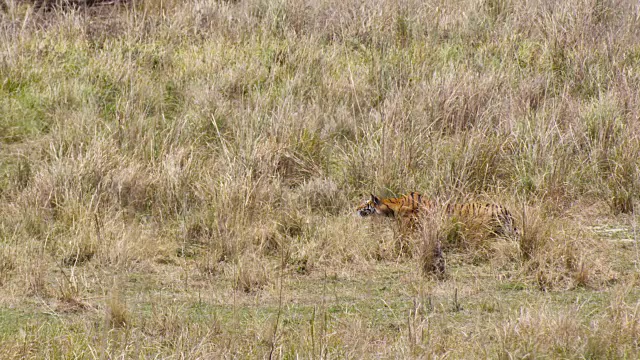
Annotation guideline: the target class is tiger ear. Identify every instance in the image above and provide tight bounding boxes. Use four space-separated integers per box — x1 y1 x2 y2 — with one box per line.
370 194 381 205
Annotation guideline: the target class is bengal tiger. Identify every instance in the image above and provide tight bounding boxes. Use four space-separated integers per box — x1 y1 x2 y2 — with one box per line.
356 192 518 236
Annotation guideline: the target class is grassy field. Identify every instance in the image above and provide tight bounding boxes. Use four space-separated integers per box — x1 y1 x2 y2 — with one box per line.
1 0 640 358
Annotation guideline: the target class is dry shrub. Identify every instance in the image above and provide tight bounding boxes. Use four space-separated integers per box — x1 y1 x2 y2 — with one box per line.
280 209 321 252
28 0 130 11
51 205 98 267
93 215 168 268
367 220 413 262
0 249 16 286
287 237 316 275
518 204 612 290
518 205 550 262
607 149 637 215
105 288 129 328
234 255 272 293
296 177 345 215
276 135 325 188
519 205 560 290
572 261 590 288
584 286 640 358
19 140 155 216
53 267 88 313
180 206 243 263
61 236 96 267
497 307 583 357
532 239 587 292
499 285 640 358
184 160 283 263
427 134 514 197
253 223 281 257
426 73 504 135
583 95 625 153
276 210 307 240
243 134 324 189
155 147 200 215
489 237 522 272
26 260 48 297
314 216 370 266
418 215 446 278
391 220 420 259
610 187 634 215
2 231 52 296
195 249 222 279
270 209 324 274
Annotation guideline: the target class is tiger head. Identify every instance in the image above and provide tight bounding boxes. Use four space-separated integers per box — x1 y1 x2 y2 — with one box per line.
356 194 393 217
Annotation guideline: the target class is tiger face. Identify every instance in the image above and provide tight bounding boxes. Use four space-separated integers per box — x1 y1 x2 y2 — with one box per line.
356 194 382 217
355 194 407 217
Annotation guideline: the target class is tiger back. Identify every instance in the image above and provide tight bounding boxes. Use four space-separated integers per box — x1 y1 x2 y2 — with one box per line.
356 192 518 236
442 202 518 236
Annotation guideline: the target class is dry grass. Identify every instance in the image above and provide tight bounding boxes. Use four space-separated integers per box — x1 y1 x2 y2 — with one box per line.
1 0 640 357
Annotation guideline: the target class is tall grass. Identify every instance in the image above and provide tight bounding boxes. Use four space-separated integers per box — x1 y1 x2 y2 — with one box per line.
1 0 639 357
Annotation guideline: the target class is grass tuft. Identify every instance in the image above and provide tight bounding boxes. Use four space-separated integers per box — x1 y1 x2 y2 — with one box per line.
234 255 272 293
418 216 446 278
105 289 129 329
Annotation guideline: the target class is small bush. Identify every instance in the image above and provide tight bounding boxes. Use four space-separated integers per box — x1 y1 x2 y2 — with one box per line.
105 290 129 329
234 255 271 293
519 206 550 261
61 236 96 266
0 250 15 285
418 216 446 278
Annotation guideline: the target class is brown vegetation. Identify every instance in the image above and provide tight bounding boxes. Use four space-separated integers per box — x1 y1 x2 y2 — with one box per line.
0 0 639 357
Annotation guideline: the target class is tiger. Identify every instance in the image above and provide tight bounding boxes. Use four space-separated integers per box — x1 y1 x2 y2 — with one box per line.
356 192 518 236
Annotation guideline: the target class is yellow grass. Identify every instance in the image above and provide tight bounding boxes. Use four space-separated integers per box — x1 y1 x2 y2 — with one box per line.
1 0 639 357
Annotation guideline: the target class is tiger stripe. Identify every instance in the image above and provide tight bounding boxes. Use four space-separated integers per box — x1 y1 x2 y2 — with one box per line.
356 192 518 236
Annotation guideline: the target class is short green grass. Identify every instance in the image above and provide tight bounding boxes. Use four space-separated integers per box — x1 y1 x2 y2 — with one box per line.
1 260 638 358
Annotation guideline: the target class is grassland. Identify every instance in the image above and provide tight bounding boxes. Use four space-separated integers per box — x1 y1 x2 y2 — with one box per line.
1 0 640 358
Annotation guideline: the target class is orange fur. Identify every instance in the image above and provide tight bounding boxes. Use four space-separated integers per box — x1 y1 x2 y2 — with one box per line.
356 192 518 235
